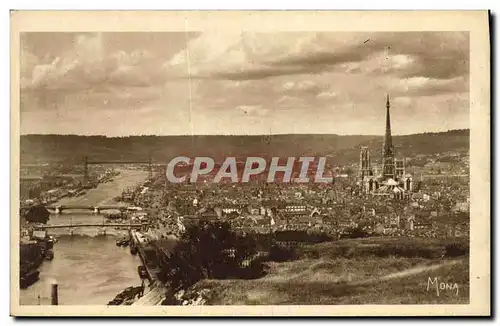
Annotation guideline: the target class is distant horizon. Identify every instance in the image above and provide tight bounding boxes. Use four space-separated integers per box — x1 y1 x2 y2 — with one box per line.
19 128 469 138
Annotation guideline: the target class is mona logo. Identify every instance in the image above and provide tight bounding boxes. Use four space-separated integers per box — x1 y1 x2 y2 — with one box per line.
427 277 459 296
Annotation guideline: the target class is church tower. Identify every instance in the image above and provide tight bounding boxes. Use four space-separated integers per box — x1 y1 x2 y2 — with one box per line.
381 94 395 180
359 146 372 182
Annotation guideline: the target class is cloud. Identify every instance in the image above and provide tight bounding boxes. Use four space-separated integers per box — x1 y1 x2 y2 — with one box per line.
205 64 318 81
268 32 469 80
394 76 468 97
20 33 185 114
279 80 330 95
163 32 331 81
165 32 468 84
20 48 41 79
269 46 365 68
21 33 169 94
316 91 337 99
236 105 269 116
20 32 470 136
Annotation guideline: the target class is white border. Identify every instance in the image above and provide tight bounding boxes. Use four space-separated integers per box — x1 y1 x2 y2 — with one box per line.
3 2 496 324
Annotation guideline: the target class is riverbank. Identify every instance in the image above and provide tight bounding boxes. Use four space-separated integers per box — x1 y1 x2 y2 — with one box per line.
19 168 149 305
19 235 144 305
107 229 176 306
108 286 144 305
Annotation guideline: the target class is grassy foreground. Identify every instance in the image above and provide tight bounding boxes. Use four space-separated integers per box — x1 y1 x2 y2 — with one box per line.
181 237 469 305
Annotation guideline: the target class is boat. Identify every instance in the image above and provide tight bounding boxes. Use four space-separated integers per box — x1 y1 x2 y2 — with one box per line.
137 265 148 279
20 270 40 289
106 212 123 220
130 244 138 255
116 237 129 247
44 249 54 261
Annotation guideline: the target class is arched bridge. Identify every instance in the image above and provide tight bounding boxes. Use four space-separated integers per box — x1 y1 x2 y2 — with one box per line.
36 222 150 235
38 223 147 229
45 204 126 214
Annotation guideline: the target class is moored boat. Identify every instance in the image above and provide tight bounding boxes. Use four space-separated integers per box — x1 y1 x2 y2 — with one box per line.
116 236 130 247
45 249 54 261
20 270 40 289
137 265 148 279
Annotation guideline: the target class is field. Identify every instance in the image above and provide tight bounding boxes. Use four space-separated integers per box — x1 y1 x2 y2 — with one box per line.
181 237 469 305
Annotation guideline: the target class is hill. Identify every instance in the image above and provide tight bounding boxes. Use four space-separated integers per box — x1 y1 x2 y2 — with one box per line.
176 237 469 305
19 129 469 166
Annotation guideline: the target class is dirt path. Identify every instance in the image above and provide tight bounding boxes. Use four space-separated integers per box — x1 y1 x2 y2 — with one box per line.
351 259 463 286
259 258 464 285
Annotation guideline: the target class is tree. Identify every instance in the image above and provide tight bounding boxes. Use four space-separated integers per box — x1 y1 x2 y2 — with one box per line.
343 226 370 239
159 220 257 292
23 205 50 224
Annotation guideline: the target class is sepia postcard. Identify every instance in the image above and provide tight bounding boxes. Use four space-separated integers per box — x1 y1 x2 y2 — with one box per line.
10 10 490 317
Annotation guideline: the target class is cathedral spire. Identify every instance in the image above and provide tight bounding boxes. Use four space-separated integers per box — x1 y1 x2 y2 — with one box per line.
382 94 395 180
384 94 392 151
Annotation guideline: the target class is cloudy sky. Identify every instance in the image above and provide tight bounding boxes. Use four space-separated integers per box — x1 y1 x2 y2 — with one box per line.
20 31 469 136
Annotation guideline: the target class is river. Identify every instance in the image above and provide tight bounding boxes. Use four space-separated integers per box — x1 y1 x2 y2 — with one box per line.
20 168 149 305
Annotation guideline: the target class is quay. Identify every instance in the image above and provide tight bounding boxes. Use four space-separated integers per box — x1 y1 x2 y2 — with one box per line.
130 230 161 284
129 230 169 305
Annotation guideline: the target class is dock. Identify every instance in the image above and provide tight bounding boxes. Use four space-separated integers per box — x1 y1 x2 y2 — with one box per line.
128 229 180 305
130 230 161 284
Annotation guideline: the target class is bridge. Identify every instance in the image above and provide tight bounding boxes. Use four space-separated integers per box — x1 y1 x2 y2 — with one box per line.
46 204 126 214
84 156 154 184
20 176 44 181
37 222 149 235
20 156 156 185
38 223 146 229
